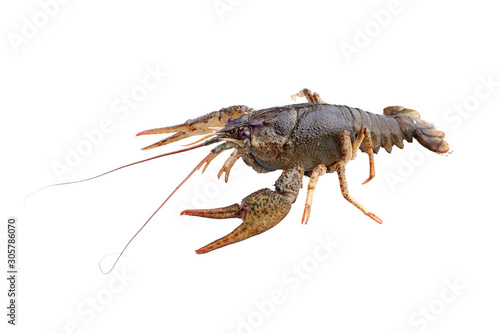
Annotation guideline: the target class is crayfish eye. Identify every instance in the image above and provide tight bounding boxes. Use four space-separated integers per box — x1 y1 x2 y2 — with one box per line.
239 126 251 139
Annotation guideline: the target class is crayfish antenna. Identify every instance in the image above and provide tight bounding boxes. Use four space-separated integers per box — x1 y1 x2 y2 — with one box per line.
99 151 215 274
24 142 209 206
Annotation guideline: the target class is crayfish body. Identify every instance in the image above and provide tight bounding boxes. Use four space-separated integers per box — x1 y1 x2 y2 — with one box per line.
138 89 449 254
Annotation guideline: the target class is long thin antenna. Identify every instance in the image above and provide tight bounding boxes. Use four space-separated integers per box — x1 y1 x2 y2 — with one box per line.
99 151 215 274
24 143 207 205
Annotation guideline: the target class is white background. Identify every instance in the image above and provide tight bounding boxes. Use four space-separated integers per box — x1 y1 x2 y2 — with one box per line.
1 0 500 332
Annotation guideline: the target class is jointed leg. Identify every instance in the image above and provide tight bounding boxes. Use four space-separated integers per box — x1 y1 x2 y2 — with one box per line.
217 149 242 183
334 161 382 224
302 164 327 224
351 127 375 184
291 88 325 103
327 130 381 223
339 130 352 163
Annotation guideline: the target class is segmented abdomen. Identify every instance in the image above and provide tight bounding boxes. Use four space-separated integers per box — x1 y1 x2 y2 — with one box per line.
336 105 448 154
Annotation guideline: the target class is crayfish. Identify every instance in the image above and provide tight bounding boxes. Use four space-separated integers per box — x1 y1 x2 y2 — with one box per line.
133 88 449 257
32 88 449 272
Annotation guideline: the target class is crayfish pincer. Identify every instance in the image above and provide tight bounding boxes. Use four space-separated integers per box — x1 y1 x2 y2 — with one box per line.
136 88 449 255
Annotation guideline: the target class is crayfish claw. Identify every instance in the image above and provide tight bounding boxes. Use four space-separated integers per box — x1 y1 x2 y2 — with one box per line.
183 167 304 254
139 132 191 150
188 189 293 254
181 203 243 220
137 105 251 150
